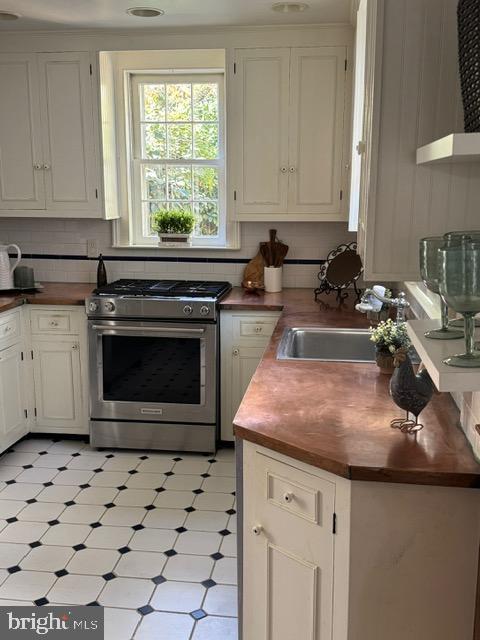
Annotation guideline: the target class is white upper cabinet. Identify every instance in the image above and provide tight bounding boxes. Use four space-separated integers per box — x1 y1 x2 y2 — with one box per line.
0 54 44 210
38 52 100 213
233 48 290 216
233 46 348 221
0 51 102 218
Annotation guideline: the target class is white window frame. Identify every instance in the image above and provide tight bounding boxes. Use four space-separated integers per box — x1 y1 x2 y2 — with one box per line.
129 72 227 248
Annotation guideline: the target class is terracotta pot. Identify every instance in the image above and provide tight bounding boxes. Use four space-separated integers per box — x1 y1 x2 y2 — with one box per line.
375 349 394 375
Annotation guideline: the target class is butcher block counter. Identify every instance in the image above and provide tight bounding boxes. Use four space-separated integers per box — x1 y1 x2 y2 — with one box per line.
0 283 94 312
227 288 480 488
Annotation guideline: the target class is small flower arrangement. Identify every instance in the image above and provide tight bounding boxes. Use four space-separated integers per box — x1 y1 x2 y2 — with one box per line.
370 319 411 355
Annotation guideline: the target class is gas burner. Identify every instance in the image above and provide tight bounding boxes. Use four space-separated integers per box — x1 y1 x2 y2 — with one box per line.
94 279 232 300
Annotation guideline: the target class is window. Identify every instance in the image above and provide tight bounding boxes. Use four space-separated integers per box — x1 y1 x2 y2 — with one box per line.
130 73 226 247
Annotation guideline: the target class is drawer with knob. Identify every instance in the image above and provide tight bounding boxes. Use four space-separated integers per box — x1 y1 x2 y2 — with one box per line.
231 313 280 345
30 308 80 335
0 309 21 350
256 452 335 526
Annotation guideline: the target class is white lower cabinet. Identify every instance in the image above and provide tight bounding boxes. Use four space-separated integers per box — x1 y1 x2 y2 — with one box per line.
0 340 28 451
242 441 480 640
31 339 84 431
221 311 281 441
244 445 336 640
28 306 88 435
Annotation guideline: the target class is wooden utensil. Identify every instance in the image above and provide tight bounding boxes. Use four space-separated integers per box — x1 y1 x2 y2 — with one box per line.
269 229 277 267
260 242 271 267
274 241 289 267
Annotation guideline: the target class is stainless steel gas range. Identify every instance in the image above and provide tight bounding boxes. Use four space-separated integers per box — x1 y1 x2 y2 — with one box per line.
86 279 232 453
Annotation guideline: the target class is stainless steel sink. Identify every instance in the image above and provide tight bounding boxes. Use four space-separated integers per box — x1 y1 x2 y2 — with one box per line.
277 327 375 362
277 327 420 364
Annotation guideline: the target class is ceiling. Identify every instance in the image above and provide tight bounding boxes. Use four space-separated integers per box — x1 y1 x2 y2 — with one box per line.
0 0 352 31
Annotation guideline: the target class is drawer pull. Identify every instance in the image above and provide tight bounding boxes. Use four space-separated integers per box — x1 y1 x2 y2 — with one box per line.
3 326 12 333
252 524 263 536
254 326 263 333
283 492 294 503
50 320 59 327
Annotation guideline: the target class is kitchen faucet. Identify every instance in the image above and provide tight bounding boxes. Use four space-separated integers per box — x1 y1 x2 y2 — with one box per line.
356 288 410 325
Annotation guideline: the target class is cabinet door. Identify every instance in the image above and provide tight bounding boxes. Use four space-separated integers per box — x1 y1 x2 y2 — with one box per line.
32 339 84 430
244 450 335 640
38 52 100 212
233 48 290 216
0 53 45 210
222 345 265 441
0 343 27 451
288 47 347 217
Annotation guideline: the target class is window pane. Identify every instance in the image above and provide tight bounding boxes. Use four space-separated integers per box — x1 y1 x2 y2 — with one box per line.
142 84 166 121
193 124 218 159
167 124 192 159
193 83 219 121
193 166 218 200
166 83 192 121
142 124 166 159
167 165 192 201
142 165 166 200
194 202 218 237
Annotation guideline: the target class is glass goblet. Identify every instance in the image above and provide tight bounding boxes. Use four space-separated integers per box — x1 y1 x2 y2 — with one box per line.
443 231 480 328
438 243 480 367
419 236 463 340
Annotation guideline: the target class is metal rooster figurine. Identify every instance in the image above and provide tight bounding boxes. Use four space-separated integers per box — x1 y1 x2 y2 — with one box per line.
389 347 435 434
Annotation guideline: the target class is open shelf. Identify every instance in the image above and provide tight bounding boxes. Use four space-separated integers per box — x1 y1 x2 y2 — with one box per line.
407 319 480 392
416 133 480 165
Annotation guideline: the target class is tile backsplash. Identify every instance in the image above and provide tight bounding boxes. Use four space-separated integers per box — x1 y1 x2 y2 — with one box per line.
0 219 356 288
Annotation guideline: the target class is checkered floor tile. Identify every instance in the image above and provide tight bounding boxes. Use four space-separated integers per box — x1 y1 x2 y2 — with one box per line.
0 437 238 640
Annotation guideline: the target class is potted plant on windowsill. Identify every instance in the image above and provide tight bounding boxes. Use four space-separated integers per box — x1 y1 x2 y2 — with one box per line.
370 319 411 375
152 208 195 247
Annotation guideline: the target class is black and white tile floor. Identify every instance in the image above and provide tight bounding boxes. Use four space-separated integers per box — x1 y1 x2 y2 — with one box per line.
0 437 237 640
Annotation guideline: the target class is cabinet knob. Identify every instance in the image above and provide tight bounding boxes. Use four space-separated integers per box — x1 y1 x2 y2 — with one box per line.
252 524 263 536
50 320 59 327
254 326 262 333
72 343 79 351
283 492 294 503
4 326 12 333
232 348 239 356
289 166 296 173
33 163 43 170
43 164 51 170
280 166 287 173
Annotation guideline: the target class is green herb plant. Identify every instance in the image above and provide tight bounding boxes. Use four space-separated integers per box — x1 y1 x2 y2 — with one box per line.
152 208 195 235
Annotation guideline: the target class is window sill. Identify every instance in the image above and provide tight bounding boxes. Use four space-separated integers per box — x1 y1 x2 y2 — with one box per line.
111 242 241 251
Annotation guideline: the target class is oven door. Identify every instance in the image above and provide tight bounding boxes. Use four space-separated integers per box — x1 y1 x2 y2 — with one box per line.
89 319 217 424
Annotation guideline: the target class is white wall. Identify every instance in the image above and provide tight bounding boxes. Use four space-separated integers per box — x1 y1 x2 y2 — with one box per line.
0 218 357 287
363 0 480 281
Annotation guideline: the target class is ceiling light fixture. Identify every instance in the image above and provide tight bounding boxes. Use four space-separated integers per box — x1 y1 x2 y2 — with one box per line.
126 7 164 17
0 10 20 20
272 2 309 12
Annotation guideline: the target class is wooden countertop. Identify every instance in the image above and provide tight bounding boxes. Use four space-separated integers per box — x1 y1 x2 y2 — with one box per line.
230 288 480 488
0 283 94 312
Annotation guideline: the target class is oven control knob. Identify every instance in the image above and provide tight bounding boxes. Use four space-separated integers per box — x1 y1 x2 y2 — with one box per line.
104 301 116 312
183 305 193 316
200 305 210 316
88 301 99 313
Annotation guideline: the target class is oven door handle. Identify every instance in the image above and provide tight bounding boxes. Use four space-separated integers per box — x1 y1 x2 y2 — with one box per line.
91 324 205 335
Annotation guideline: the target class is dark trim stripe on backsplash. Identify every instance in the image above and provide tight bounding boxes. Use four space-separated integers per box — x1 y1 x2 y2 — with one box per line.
13 253 325 266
